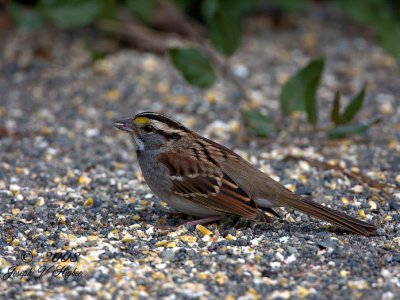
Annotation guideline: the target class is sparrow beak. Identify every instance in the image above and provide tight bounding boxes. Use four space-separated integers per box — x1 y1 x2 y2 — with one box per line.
114 118 135 133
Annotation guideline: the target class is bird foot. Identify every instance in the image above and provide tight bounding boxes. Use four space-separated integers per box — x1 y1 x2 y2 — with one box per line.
167 211 188 218
183 216 224 227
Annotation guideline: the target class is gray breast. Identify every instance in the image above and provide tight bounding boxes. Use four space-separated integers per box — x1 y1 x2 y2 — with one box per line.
136 150 172 201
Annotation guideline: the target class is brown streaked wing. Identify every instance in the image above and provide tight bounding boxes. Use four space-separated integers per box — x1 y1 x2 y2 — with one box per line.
157 152 260 219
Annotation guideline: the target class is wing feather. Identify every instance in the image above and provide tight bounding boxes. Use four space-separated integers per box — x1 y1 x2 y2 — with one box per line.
157 149 261 220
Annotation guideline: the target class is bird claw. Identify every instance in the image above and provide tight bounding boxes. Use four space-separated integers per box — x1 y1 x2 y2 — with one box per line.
182 216 224 227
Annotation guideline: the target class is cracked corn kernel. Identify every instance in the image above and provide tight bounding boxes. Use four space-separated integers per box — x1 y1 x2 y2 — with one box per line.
57 214 66 224
152 272 165 280
225 234 236 241
15 167 28 174
359 210 366 219
384 215 392 222
155 240 168 247
196 225 212 236
247 288 258 296
205 90 218 104
285 184 296 192
84 198 94 206
105 89 120 101
179 235 196 243
36 197 45 206
340 270 349 277
166 242 176 248
369 201 377 210
327 159 337 166
126 197 136 204
351 185 363 193
229 120 240 133
298 286 311 298
298 175 308 184
348 280 369 290
77 176 91 185
114 162 124 170
122 234 134 243
341 197 349 205
197 272 209 280
215 272 225 285
66 169 74 177
132 214 140 221
12 208 20 215
301 32 317 48
156 81 169 93
329 182 337 190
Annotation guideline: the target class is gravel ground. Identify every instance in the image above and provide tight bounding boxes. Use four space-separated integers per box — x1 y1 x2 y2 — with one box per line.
1 7 399 300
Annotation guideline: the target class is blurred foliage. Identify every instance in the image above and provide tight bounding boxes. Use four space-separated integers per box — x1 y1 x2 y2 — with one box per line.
241 110 277 137
335 0 400 62
202 0 241 56
326 119 380 139
8 2 44 30
5 0 388 139
331 84 366 125
280 58 324 126
7 0 400 61
169 47 216 88
257 58 374 139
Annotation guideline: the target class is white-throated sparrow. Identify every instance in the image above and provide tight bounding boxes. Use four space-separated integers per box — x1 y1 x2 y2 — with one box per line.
115 112 377 236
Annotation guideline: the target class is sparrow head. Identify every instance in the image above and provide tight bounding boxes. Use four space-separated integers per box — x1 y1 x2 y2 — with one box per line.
114 112 189 151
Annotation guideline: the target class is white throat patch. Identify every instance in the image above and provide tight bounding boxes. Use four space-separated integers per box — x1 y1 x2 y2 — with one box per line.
132 135 145 151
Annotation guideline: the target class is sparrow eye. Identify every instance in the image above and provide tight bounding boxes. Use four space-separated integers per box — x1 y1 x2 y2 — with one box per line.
143 124 154 133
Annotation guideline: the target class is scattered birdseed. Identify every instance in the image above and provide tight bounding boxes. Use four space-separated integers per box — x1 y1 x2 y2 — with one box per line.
0 10 399 299
351 185 364 193
84 198 94 207
77 175 91 185
196 225 213 236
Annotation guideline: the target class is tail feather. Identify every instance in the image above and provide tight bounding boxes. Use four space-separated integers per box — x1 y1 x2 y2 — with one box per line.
283 195 377 236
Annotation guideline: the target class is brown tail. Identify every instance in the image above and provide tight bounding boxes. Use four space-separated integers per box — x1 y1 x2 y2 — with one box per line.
283 195 377 236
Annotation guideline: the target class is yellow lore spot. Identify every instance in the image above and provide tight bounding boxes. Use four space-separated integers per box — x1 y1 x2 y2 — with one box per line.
134 117 149 125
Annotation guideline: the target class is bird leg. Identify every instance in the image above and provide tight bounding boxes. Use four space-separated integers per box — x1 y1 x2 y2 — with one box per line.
183 216 224 227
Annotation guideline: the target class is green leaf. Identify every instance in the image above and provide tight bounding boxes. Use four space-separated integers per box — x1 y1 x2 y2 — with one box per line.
39 0 102 28
304 68 321 126
7 2 44 30
339 83 366 124
126 0 157 23
169 47 217 88
241 110 277 137
330 91 341 125
280 57 325 125
202 0 241 56
327 119 380 139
